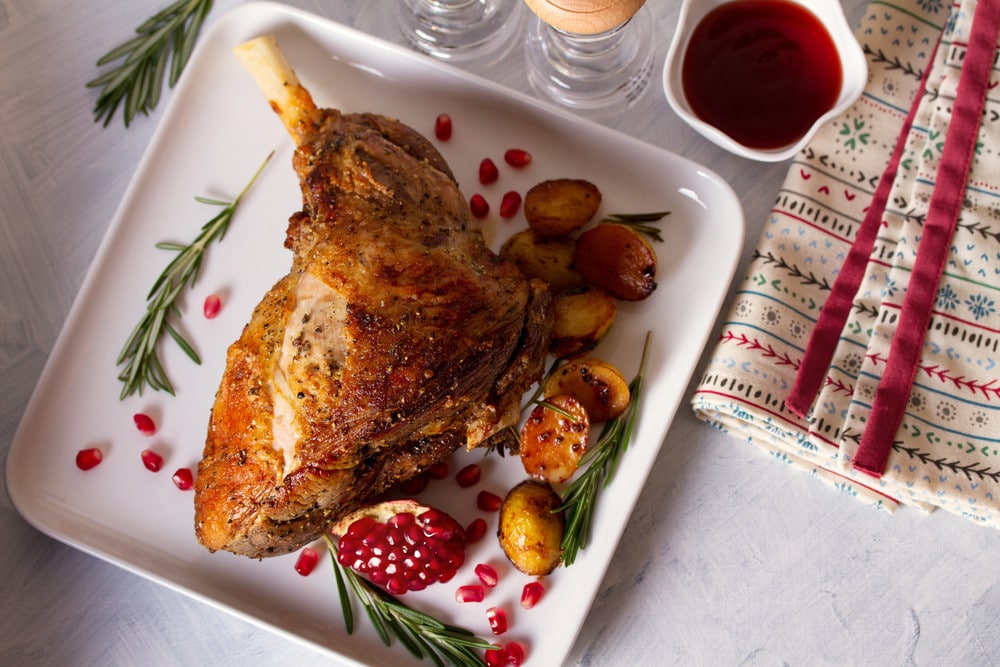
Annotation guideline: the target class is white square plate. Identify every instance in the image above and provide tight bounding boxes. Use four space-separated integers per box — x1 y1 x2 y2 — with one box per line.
6 3 744 665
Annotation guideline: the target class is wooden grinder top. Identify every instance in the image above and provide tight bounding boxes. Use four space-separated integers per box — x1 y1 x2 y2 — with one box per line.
523 0 647 35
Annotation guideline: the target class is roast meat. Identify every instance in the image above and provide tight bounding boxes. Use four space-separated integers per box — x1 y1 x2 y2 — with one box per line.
194 36 552 558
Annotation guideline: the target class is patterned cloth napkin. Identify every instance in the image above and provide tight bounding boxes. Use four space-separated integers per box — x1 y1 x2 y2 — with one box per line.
693 0 1000 525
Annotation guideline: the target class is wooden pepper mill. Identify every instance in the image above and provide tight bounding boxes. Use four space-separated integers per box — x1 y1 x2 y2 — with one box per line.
523 0 647 35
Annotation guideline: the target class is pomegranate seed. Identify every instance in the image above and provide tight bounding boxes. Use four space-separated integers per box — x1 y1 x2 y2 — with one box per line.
337 503 467 594
455 584 485 603
469 194 489 219
505 641 526 665
295 547 319 576
75 447 103 471
486 606 508 635
479 158 499 185
203 293 222 319
133 413 156 435
504 148 532 168
475 563 499 588
172 467 194 490
456 463 481 487
434 113 453 141
521 581 545 609
484 644 507 667
477 490 503 512
397 472 429 494
427 461 449 479
465 517 488 543
499 191 521 218
141 449 164 472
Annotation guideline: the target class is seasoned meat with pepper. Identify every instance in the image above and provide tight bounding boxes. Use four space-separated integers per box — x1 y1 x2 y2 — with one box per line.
194 36 552 558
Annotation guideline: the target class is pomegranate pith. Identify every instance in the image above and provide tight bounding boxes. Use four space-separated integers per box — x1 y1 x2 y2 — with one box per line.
335 501 467 595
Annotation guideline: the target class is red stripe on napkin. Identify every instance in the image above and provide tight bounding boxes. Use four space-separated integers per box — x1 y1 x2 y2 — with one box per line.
785 40 940 420
854 0 1000 477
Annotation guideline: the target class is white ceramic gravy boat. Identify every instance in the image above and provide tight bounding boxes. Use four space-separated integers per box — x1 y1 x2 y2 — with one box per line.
663 0 868 162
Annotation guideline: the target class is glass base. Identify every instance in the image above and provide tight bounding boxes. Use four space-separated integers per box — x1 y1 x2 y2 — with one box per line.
525 6 654 110
393 0 527 64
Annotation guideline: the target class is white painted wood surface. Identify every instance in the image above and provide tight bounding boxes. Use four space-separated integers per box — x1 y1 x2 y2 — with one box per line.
4 1 999 665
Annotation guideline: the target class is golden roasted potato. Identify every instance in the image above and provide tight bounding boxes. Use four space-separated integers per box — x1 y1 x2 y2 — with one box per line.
550 287 617 358
524 179 602 238
519 394 590 484
500 229 586 293
543 356 630 423
498 480 565 576
573 223 657 301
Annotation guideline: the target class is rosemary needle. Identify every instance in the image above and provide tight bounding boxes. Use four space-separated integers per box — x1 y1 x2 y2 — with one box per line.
558 331 652 566
116 151 273 400
600 211 671 242
87 0 214 127
324 536 497 666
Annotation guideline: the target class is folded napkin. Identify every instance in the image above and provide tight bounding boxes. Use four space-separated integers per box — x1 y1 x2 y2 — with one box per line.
693 0 1000 525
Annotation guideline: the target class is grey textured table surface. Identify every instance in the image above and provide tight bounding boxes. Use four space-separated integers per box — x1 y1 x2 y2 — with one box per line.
4 1 999 665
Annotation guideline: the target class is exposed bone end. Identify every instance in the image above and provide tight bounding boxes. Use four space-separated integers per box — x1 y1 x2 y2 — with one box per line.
234 35 321 144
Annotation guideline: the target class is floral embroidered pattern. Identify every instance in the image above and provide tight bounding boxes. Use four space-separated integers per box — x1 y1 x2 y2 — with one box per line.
965 293 997 321
882 275 900 299
935 400 958 422
917 0 945 15
838 116 870 151
937 284 959 311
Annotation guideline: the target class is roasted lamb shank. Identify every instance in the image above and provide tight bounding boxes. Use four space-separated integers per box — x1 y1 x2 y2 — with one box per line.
194 36 552 558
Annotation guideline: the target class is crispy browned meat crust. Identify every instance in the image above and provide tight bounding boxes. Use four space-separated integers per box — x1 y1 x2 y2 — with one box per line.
194 110 552 557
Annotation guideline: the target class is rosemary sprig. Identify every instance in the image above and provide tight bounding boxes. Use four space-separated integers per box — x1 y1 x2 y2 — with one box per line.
324 536 498 666
116 151 273 399
87 0 214 127
482 357 564 458
557 331 651 566
600 211 671 242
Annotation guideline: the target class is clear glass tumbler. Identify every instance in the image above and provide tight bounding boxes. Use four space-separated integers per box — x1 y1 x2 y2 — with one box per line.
393 0 528 63
523 0 654 110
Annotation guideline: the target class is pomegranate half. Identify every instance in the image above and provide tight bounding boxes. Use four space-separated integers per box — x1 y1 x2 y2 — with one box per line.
331 499 467 595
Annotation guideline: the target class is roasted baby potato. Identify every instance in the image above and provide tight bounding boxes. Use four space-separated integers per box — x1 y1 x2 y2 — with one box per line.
550 287 617 358
524 178 602 238
498 480 565 576
573 223 657 301
519 394 590 484
500 229 586 293
543 356 630 423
